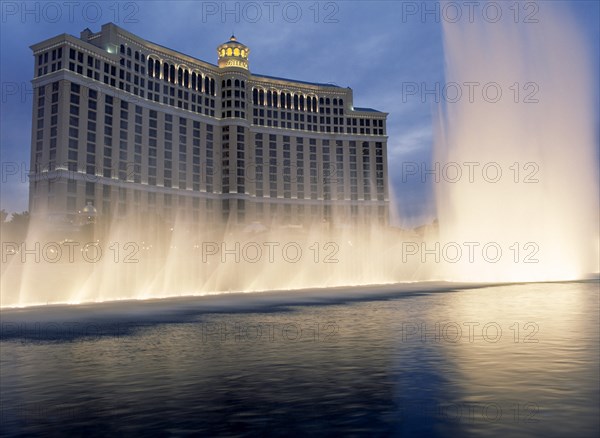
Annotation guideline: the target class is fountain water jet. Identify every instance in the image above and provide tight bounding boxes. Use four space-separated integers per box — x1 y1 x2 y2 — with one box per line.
434 3 599 281
1 211 431 307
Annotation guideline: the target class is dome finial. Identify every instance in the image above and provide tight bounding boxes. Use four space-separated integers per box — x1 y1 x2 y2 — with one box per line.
230 34 236 42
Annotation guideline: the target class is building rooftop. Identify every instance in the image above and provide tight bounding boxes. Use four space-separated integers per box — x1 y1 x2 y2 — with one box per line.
354 107 383 113
253 73 342 89
31 23 385 109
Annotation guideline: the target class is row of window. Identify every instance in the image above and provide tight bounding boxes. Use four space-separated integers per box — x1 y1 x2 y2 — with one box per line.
38 44 384 136
57 82 218 191
147 57 217 96
36 48 63 77
252 117 385 135
54 183 386 223
34 80 384 200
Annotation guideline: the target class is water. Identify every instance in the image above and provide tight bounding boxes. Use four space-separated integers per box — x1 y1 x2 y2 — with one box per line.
2 281 598 437
0 224 431 307
434 3 599 282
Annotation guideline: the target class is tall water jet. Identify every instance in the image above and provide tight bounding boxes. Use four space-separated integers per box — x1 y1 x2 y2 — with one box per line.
434 2 599 281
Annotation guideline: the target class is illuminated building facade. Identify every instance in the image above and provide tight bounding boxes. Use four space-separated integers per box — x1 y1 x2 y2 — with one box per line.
29 23 389 227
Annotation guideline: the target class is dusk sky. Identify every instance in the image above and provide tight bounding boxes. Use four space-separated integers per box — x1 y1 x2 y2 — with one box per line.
1 1 598 226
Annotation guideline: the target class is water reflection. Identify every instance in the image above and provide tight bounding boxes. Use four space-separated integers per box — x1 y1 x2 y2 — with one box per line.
1 281 598 437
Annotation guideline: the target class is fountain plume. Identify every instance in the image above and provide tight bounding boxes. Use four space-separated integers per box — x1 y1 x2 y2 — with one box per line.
434 2 599 281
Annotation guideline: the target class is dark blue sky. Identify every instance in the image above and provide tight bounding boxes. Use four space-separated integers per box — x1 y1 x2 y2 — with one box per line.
1 1 598 226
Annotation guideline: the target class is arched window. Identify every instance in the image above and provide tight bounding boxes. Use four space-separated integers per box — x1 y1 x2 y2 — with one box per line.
241 80 245 89
163 63 169 81
154 60 160 78
319 97 324 105
259 89 264 106
170 65 175 84
127 47 131 57
221 80 226 88
141 54 146 63
333 98 337 106
325 97 330 105
120 44 125 54
205 77 210 94
267 90 272 106
273 91 278 107
178 67 183 85
210 78 215 95
191 73 196 90
147 58 154 76
184 70 189 88
234 79 240 87
226 79 232 87
313 97 318 112
135 51 139 60
293 94 298 110
253 88 258 105
286 93 292 109
299 95 304 111
338 98 343 106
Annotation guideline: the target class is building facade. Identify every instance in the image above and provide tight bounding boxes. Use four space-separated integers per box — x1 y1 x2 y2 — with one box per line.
29 23 389 227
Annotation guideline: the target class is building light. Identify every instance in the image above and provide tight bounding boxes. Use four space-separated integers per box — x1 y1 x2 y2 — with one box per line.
29 24 389 227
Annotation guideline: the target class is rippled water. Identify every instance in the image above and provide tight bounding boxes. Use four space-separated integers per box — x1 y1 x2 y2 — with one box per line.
1 281 598 437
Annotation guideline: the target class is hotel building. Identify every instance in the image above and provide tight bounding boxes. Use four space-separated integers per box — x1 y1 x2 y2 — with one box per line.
29 23 389 227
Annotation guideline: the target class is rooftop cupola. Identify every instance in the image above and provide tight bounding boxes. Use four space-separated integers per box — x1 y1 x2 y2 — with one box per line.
217 35 249 70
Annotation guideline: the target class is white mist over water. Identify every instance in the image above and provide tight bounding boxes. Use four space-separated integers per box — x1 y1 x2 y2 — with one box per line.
0 218 431 307
434 3 599 282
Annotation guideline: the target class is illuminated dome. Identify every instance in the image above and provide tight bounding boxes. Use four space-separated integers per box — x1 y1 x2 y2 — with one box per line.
217 35 249 70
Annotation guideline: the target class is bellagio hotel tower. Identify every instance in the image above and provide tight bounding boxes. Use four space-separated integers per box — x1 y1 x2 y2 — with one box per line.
29 23 389 227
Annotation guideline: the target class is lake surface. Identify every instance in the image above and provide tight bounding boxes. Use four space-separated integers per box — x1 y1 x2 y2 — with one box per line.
1 281 598 437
